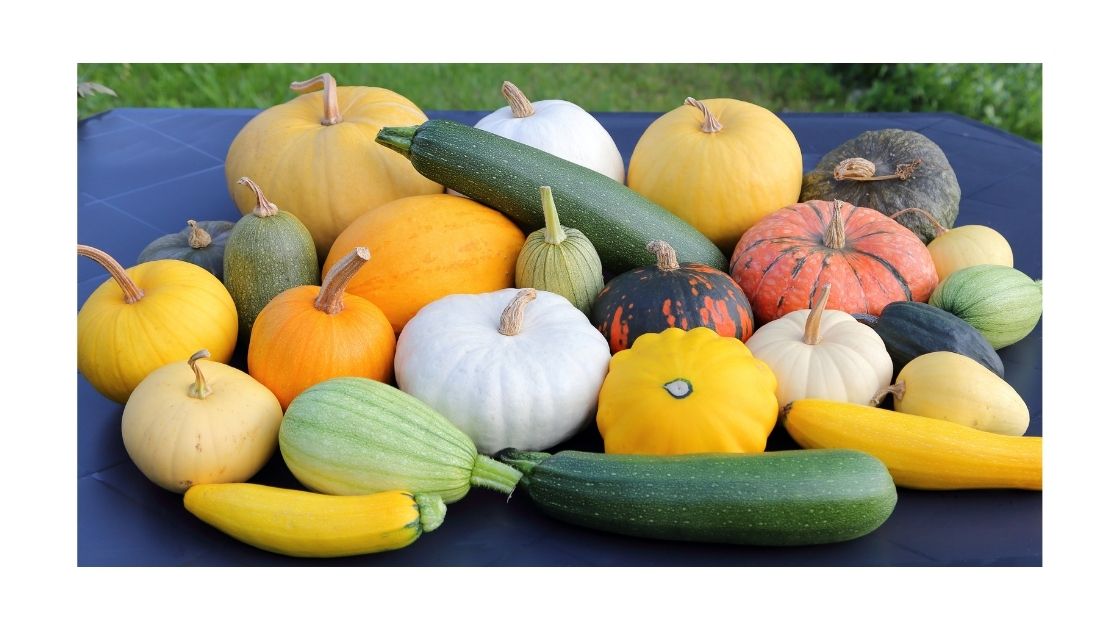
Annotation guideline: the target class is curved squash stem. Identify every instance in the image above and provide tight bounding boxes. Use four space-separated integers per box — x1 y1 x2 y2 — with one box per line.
187 220 212 249
869 381 906 407
502 81 535 118
824 201 847 249
469 454 524 495
314 247 370 315
889 207 949 236
499 288 537 336
802 284 832 345
647 240 680 271
78 244 145 304
833 157 922 182
684 97 723 133
237 177 279 217
187 349 213 399
290 73 342 125
539 186 567 245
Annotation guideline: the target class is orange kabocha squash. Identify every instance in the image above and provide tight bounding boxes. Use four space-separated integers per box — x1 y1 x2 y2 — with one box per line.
324 194 525 333
248 247 395 409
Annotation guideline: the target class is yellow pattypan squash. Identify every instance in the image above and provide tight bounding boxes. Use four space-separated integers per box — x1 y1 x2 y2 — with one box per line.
596 326 779 455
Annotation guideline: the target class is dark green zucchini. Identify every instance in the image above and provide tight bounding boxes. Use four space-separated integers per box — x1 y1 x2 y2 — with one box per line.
496 448 897 547
854 301 1004 377
376 120 728 273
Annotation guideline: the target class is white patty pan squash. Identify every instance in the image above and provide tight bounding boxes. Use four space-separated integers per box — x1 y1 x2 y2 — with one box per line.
474 81 625 183
394 287 611 454
745 285 892 406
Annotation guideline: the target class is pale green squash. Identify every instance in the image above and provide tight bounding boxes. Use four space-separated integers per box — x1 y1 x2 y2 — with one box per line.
929 264 1042 349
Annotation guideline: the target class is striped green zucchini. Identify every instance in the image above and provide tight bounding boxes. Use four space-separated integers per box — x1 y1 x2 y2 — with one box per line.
376 120 728 273
497 448 897 546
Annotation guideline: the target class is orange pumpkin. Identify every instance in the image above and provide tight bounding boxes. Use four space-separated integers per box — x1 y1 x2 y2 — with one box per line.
247 247 395 409
324 194 526 333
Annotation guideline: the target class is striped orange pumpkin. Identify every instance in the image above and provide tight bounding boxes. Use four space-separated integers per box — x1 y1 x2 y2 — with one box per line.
730 199 937 323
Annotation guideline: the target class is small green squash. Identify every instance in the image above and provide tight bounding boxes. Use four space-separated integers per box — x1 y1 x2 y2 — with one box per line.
929 264 1042 349
223 177 320 335
514 186 604 315
138 219 235 280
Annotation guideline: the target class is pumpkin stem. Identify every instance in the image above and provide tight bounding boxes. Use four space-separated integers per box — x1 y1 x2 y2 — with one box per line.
889 208 949 236
237 177 279 218
290 73 342 126
77 244 144 304
187 349 213 399
501 81 535 118
684 97 723 133
498 288 537 336
834 157 922 182
647 240 680 271
539 186 567 245
802 284 832 345
315 247 370 315
824 201 847 249
869 382 906 407
186 220 212 249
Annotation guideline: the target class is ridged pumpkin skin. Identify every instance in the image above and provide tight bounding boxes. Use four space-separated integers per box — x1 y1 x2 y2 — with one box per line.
324 194 525 333
597 327 779 455
591 241 754 353
929 264 1042 349
137 220 235 280
78 249 238 404
627 97 803 252
730 200 939 323
800 129 961 243
225 75 442 258
248 249 396 409
858 300 1004 377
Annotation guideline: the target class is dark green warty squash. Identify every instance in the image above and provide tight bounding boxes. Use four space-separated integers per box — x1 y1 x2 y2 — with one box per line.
137 219 235 280
800 129 961 243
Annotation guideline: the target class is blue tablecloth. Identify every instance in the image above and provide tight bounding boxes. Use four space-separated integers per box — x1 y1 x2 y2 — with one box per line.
78 108 1042 566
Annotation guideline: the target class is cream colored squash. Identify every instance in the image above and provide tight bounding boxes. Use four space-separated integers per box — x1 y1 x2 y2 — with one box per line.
891 208 1013 279
745 285 892 406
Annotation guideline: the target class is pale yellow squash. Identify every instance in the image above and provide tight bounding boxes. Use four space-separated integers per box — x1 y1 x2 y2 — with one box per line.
891 208 1013 279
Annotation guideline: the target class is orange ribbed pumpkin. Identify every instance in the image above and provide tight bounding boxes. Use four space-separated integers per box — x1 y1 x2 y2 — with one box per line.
730 199 938 323
247 247 395 409
323 194 526 333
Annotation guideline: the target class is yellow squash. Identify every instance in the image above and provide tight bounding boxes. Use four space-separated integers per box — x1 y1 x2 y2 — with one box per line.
597 326 779 455
783 399 1041 490
876 351 1029 436
891 208 1013 279
184 484 445 558
78 245 237 404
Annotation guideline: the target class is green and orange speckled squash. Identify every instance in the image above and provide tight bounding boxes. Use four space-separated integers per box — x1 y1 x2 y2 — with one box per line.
591 240 754 353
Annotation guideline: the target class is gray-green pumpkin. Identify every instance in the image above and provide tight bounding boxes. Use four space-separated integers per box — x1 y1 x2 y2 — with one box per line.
514 185 604 315
800 129 961 243
928 264 1042 349
137 219 235 280
224 177 320 336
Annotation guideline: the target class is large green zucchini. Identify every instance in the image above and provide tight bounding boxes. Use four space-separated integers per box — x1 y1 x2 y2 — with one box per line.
497 448 897 546
279 377 522 503
855 300 1005 377
376 120 728 273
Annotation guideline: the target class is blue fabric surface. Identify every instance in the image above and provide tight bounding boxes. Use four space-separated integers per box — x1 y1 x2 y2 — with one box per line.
77 108 1042 566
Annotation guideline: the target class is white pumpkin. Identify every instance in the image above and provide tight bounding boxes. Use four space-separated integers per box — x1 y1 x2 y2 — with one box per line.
745 285 892 406
475 81 625 182
395 288 611 454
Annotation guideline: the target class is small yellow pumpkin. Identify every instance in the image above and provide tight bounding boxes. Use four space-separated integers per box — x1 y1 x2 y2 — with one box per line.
122 350 283 493
891 207 1013 279
596 326 779 455
225 73 443 258
77 245 238 404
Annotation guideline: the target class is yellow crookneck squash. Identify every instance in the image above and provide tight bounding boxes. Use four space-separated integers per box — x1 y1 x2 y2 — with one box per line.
597 326 779 455
225 73 443 258
77 245 238 403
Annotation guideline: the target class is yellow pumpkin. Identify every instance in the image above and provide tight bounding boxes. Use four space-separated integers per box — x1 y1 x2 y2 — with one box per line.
596 326 779 455
122 350 283 493
77 245 238 404
626 97 803 252
225 73 443 258
891 208 1013 279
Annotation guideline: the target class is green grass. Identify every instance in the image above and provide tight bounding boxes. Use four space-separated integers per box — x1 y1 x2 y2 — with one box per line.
77 63 1041 142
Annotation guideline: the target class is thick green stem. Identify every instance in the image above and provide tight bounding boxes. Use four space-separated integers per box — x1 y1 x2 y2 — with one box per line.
376 125 419 158
413 493 447 533
469 454 524 495
539 186 567 245
494 449 550 479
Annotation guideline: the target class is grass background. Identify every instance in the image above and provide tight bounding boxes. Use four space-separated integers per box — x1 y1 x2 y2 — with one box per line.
77 63 1042 142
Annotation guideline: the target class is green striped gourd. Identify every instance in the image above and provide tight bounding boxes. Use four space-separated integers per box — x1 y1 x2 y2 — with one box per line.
928 264 1042 349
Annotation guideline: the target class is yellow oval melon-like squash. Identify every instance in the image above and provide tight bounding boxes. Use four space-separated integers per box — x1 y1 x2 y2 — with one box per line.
627 97 802 253
324 194 526 333
225 73 443 258
891 208 1013 279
